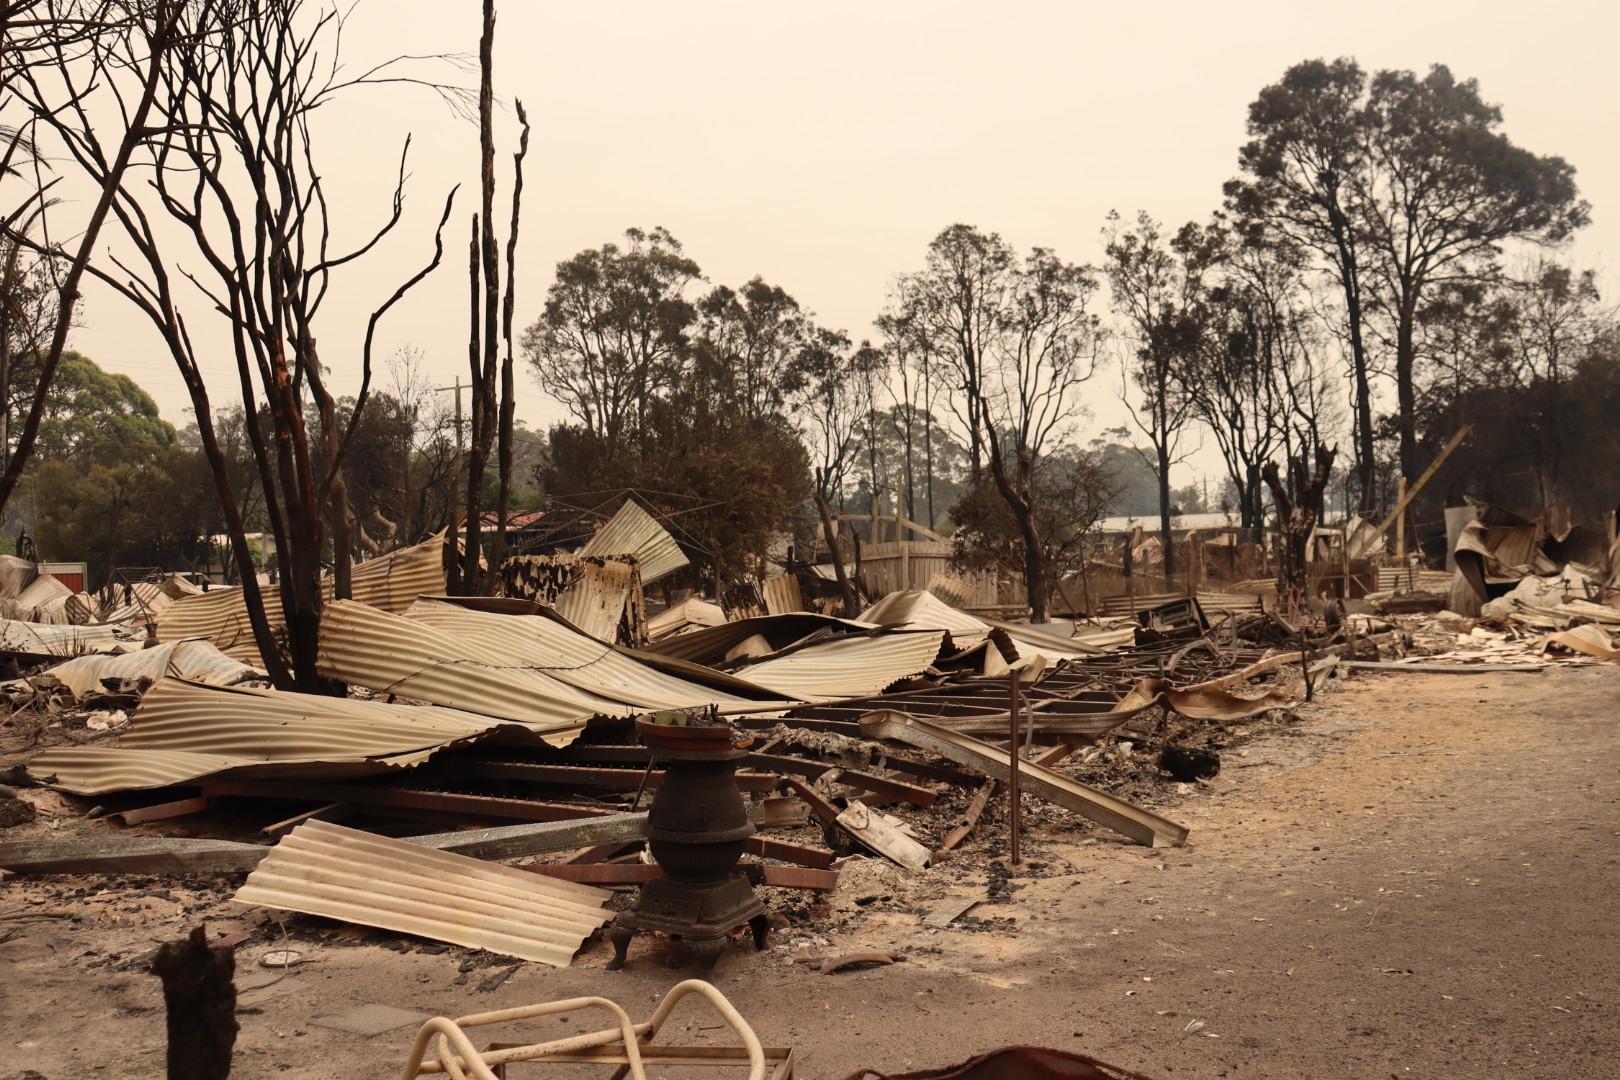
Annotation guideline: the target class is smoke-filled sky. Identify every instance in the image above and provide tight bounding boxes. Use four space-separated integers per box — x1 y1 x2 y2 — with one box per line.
67 0 1620 486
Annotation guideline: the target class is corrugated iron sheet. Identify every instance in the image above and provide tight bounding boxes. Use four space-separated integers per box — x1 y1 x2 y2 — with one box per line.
405 600 780 711
1196 591 1266 614
0 616 136 657
100 581 176 628
553 558 635 642
18 639 260 698
154 536 446 663
760 574 803 615
26 676 585 795
735 629 946 700
1 573 74 623
578 499 689 584
317 600 630 725
641 611 876 665
978 617 1105 662
0 554 34 597
234 819 611 966
860 590 992 645
645 596 726 641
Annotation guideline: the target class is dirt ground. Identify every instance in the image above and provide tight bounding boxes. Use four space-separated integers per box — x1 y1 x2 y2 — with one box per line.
3 663 1618 1079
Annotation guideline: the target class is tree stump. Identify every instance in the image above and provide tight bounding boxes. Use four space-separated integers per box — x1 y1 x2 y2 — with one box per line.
151 926 238 1080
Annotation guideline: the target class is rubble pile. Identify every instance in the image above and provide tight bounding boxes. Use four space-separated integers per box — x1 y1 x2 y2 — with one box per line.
1 502 1616 975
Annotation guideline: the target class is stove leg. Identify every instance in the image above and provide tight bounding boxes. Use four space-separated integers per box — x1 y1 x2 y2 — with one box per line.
749 913 771 951
606 925 634 971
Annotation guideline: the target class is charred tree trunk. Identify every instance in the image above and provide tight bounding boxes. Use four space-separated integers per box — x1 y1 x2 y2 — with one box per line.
1262 443 1336 611
1394 294 1418 487
473 0 501 595
1156 437 1174 578
493 103 530 580
175 347 292 688
151 926 237 1080
814 473 861 615
1328 216 1376 515
923 395 935 529
459 214 485 593
988 445 1049 623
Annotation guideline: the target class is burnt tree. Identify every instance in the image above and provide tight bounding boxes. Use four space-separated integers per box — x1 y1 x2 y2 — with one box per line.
452 0 529 595
0 1 175 516
1262 443 1336 611
8 1 460 689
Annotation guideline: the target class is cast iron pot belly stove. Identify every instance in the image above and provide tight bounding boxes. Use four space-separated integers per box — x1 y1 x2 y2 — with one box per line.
607 719 770 971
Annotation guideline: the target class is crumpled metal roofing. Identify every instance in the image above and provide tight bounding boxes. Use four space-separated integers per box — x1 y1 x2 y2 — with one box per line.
0 573 74 623
0 616 137 657
26 676 585 795
760 574 803 615
552 557 636 642
641 611 877 665
860 590 1100 665
317 600 630 725
645 595 726 641
234 819 611 966
733 629 947 700
404 599 782 712
154 535 447 663
861 590 993 644
15 639 260 698
0 555 34 597
99 581 175 628
578 499 689 584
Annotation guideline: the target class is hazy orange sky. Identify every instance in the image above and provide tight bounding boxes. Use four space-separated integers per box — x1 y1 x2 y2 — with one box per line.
68 0 1620 486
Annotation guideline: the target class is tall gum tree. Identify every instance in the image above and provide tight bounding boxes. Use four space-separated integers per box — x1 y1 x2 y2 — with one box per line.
1225 59 1378 511
1355 64 1587 485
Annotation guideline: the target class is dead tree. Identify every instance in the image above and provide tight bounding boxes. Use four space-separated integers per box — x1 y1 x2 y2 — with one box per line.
791 330 874 615
7 1 461 689
452 0 529 595
812 470 862 614
493 101 531 579
1262 443 1336 612
0 1 171 517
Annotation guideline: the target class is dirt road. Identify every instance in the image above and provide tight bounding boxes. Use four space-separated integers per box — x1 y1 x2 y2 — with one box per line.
3 664 1617 1078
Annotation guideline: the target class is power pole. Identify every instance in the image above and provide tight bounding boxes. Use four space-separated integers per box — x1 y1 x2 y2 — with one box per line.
434 380 467 457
